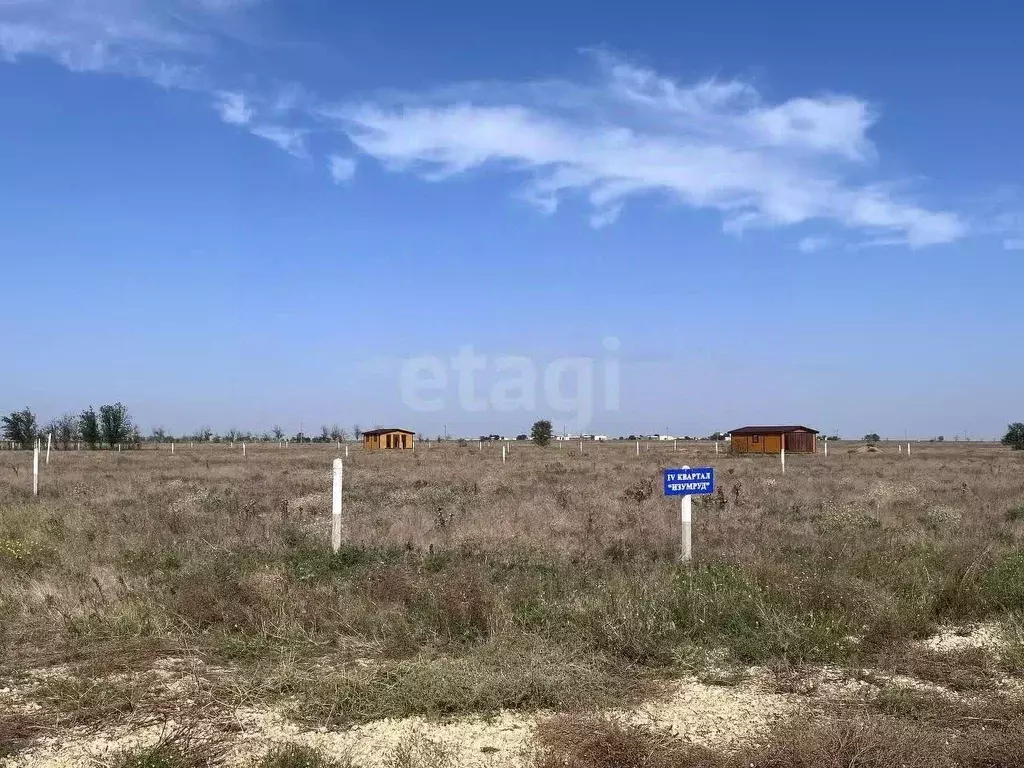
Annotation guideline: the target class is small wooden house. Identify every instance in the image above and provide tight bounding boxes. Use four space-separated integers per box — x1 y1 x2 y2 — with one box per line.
362 428 415 450
728 425 818 454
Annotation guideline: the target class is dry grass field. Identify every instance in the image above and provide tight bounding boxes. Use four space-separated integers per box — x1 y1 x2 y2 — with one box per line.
2 440 1024 766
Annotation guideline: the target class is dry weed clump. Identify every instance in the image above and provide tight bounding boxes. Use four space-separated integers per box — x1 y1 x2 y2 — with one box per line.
108 725 229 768
260 743 352 768
534 713 722 768
0 710 47 758
532 710 1024 768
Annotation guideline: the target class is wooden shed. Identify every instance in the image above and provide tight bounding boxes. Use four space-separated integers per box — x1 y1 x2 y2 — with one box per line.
728 425 818 455
362 428 415 450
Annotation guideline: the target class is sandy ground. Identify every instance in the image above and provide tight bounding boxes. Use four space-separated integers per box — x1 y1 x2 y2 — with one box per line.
3 672 798 768
2 623 1016 767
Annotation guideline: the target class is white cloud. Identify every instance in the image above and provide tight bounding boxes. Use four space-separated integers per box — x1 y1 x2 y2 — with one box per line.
1005 238 1024 251
329 154 357 183
0 11 981 246
0 1 208 76
215 90 253 125
249 123 307 156
327 53 966 247
797 236 831 253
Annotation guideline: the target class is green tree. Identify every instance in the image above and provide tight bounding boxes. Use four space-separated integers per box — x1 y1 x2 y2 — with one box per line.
1 407 38 448
863 433 881 443
55 412 78 450
1002 423 1024 451
79 407 100 449
531 419 553 446
99 402 133 449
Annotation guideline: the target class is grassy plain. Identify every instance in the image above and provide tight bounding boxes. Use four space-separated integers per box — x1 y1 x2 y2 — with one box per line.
2 440 1023 765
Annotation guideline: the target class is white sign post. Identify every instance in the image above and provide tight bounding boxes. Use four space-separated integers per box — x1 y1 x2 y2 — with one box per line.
636 441 640 456
243 442 247 458
46 433 52 465
681 482 692 563
579 439 583 454
664 465 715 564
33 444 39 497
502 445 506 463
331 458 344 553
907 442 911 456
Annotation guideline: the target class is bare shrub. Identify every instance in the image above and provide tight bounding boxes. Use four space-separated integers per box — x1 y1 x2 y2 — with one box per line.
534 713 722 768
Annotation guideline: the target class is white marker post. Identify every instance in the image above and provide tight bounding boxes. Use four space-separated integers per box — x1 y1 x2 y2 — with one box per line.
243 442 247 458
579 439 583 454
331 458 344 553
907 442 911 456
345 444 349 458
636 441 640 456
680 465 692 563
46 433 52 465
899 444 902 454
33 444 39 497
716 440 720 455
824 439 828 458
780 438 786 474
171 442 175 455
502 445 507 463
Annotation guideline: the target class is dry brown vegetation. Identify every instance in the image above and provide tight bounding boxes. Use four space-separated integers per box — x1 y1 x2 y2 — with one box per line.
2 440 1024 764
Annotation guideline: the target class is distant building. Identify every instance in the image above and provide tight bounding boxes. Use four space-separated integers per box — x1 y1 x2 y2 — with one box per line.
593 435 609 441
728 425 818 454
363 428 415 450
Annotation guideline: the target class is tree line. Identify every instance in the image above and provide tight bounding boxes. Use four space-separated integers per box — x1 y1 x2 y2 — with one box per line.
0 407 372 449
1 404 135 450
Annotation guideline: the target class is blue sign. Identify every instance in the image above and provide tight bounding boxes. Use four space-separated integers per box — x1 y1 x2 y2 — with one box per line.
664 467 715 496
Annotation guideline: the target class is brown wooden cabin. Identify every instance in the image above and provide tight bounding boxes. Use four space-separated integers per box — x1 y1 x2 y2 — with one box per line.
362 428 415 450
729 425 818 454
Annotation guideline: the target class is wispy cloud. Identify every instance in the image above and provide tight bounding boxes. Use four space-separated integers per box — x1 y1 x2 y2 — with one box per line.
797 236 831 253
215 90 253 125
1005 239 1024 251
329 155 357 183
325 52 966 247
213 88 308 154
0 1 212 79
0 9 979 245
248 123 306 156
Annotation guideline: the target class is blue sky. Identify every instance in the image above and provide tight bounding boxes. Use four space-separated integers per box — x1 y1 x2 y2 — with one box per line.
2 0 1022 439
